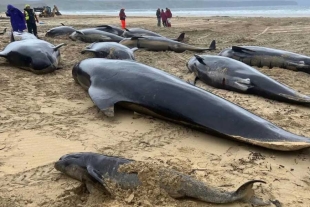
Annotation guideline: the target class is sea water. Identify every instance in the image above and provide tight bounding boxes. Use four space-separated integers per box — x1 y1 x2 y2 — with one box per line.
61 6 310 17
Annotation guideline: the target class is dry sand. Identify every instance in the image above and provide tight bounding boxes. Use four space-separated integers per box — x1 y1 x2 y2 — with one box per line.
0 15 310 207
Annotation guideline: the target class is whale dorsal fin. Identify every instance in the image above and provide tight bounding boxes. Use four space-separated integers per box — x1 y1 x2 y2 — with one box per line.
232 46 255 53
125 28 130 32
194 54 206 65
60 23 65 26
96 25 112 29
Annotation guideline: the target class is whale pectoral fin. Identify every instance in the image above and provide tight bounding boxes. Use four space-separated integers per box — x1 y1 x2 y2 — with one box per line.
131 47 139 52
0 51 7 58
54 43 66 51
194 54 206 65
287 60 306 68
88 86 117 111
232 46 255 53
88 76 128 115
86 165 104 184
234 78 252 92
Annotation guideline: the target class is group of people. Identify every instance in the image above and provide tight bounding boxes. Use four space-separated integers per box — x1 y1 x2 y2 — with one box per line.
156 8 172 27
5 4 39 37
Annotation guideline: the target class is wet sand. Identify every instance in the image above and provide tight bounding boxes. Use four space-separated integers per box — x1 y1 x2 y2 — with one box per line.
0 15 310 206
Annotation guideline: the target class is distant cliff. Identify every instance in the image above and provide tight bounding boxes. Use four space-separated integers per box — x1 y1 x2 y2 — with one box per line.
0 0 298 12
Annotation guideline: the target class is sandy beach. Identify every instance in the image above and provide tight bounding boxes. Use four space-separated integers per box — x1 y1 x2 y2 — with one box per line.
0 14 310 206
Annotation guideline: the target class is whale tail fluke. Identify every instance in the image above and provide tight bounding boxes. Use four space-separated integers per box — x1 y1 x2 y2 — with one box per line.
234 180 270 205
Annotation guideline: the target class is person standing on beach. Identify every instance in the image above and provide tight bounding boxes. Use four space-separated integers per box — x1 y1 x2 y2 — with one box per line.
165 8 172 27
5 4 27 33
156 8 161 27
119 8 126 29
161 9 167 27
24 4 39 37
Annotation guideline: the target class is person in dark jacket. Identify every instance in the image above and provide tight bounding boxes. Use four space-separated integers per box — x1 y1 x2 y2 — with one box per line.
156 8 161 27
24 4 39 37
5 4 27 32
165 8 172 27
119 8 126 29
161 9 167 27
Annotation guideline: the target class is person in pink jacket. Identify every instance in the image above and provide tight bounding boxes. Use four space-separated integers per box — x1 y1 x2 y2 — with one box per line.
165 8 172 27
160 9 167 27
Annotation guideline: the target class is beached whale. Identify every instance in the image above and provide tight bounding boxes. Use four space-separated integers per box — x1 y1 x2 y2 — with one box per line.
55 152 271 206
11 31 37 42
122 27 185 42
45 24 76 37
219 46 310 74
72 58 310 151
69 28 124 43
187 54 310 104
0 39 65 74
120 36 216 53
81 42 137 60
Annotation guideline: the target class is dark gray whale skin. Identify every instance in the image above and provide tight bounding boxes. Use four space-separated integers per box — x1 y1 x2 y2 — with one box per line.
96 25 125 36
187 54 310 105
121 28 185 42
81 42 137 60
69 29 124 43
54 152 270 205
119 36 215 53
45 25 76 37
71 58 310 151
219 46 310 74
0 39 65 74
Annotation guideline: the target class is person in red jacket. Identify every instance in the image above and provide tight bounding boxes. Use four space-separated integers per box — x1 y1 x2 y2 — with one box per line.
119 8 126 29
165 8 172 27
160 9 167 27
